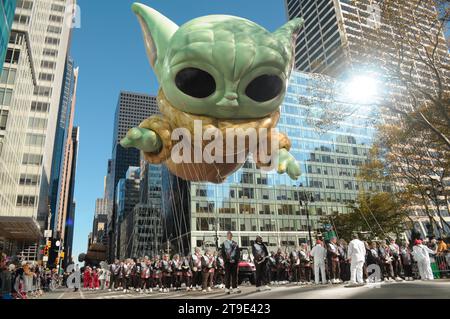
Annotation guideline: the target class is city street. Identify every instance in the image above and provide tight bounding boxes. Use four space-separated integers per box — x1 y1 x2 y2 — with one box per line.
41 280 450 299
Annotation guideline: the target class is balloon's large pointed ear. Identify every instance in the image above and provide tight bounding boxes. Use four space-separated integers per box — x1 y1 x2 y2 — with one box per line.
273 18 304 59
132 3 179 80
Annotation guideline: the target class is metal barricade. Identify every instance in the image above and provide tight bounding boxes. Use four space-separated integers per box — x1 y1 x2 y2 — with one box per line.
432 254 450 278
412 253 450 279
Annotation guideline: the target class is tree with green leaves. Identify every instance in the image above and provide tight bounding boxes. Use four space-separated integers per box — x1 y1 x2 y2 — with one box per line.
322 192 410 241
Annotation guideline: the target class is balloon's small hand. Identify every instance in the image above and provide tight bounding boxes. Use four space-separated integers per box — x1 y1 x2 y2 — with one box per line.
277 148 301 180
120 127 162 153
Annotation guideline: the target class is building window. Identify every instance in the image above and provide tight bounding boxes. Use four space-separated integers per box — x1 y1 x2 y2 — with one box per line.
0 110 9 130
25 133 46 147
19 174 40 186
22 153 43 166
33 86 52 97
28 117 48 130
0 88 13 106
5 49 20 64
16 195 37 207
0 68 17 85
31 101 50 112
17 0 34 10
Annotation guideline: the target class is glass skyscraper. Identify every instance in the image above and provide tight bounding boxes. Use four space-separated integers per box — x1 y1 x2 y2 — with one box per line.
163 70 383 254
105 91 158 260
0 0 76 261
0 0 16 74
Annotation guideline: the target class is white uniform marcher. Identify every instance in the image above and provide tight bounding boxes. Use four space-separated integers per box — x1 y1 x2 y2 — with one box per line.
348 238 366 284
310 242 327 284
412 243 434 280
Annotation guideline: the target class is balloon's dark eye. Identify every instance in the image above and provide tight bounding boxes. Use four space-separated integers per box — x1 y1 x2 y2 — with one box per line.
175 68 216 98
245 74 283 102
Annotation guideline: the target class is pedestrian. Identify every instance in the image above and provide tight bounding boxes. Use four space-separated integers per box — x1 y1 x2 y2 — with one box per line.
310 240 327 285
290 247 301 284
201 249 215 293
172 254 183 291
141 257 153 293
379 242 395 282
83 266 91 290
389 238 403 281
299 243 312 284
367 241 381 283
268 252 277 284
121 260 129 292
98 267 106 290
153 255 163 292
181 255 193 291
399 242 414 281
92 267 100 289
437 238 448 255
221 231 241 294
191 247 203 291
0 261 14 300
133 258 142 292
160 254 172 292
412 239 435 280
252 236 270 291
327 237 341 284
214 251 225 289
347 233 366 286
337 239 350 283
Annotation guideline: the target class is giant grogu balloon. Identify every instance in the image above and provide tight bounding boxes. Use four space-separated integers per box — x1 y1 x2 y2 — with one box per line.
121 2 303 183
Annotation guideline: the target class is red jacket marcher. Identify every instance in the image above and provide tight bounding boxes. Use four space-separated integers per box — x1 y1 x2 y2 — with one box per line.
92 270 99 289
83 269 91 288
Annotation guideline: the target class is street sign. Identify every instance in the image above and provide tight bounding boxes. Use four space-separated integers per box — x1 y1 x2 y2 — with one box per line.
44 230 52 238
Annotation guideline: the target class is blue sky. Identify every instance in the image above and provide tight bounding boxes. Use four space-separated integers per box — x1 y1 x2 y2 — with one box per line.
70 0 287 261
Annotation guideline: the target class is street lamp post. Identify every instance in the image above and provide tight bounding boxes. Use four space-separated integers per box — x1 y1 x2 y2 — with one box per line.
214 222 219 251
297 184 314 248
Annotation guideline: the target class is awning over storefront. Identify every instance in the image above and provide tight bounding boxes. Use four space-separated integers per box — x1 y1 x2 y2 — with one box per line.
0 216 41 240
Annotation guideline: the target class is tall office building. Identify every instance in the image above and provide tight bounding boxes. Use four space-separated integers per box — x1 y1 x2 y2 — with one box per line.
91 208 107 249
49 57 75 228
62 125 78 267
116 166 141 259
0 0 76 260
105 92 158 260
285 0 449 77
286 0 450 236
0 0 16 73
55 67 78 250
163 70 386 254
129 160 163 258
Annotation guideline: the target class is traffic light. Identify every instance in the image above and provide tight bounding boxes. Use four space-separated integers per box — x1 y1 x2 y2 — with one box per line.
43 245 49 256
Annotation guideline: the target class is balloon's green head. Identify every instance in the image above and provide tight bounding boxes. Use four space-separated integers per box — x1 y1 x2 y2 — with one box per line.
132 3 303 119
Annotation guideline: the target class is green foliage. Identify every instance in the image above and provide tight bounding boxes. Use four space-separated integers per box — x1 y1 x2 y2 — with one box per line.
323 192 409 241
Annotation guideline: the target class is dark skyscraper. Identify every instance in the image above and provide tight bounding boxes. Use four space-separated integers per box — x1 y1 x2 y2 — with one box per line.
285 0 344 75
50 57 75 230
63 126 79 267
105 92 158 260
